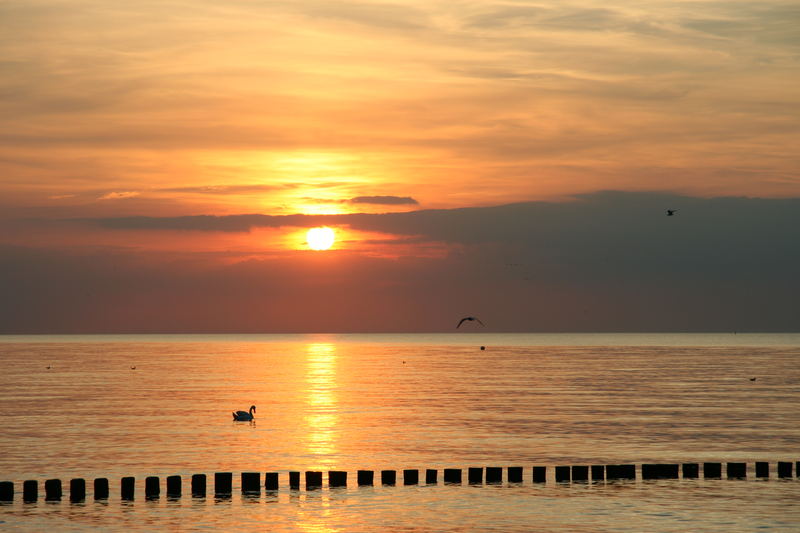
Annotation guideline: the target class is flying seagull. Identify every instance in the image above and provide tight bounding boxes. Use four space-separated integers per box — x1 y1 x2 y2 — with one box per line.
666 209 677 216
457 316 485 328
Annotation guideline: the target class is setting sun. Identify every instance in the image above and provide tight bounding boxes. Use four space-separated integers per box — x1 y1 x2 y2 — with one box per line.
306 227 335 250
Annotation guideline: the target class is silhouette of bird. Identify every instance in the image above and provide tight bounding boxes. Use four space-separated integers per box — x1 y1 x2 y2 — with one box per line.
233 405 256 421
457 316 485 328
666 209 677 216
130 366 136 370
46 365 51 370
749 377 757 381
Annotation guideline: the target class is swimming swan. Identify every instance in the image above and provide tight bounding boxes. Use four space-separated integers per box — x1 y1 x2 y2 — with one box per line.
233 405 256 421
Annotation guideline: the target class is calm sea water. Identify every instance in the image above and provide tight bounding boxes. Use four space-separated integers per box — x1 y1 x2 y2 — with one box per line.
1 333 799 531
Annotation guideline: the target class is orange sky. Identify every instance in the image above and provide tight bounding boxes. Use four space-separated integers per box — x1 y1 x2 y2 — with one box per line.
1 1 799 332
2 1 798 220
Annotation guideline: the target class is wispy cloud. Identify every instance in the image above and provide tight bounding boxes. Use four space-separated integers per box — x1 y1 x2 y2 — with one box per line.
350 195 418 205
159 184 290 195
0 0 797 209
98 191 140 200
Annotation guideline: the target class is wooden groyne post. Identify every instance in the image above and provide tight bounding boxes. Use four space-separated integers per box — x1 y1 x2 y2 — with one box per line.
2 461 799 502
192 474 206 496
241 472 260 493
94 478 109 500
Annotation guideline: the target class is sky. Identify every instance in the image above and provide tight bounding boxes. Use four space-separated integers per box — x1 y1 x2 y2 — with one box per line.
1 1 799 332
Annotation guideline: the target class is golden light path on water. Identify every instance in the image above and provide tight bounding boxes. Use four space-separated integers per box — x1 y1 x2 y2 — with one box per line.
304 343 339 466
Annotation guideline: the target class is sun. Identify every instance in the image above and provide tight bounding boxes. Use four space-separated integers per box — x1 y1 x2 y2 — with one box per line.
306 227 335 250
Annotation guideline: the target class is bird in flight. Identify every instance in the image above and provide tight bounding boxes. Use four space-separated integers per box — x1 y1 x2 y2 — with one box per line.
457 316 485 328
666 209 677 216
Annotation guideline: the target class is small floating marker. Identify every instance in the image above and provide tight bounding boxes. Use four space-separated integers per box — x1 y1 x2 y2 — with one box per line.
45 479 62 501
425 469 438 485
381 470 397 486
305 471 322 490
214 472 232 495
145 476 160 499
24 480 38 502
532 466 546 483
555 466 570 483
756 462 769 478
357 470 374 486
166 475 181 497
70 478 86 502
443 468 462 484
289 472 300 490
486 467 502 484
468 467 483 485
403 469 419 485
328 471 347 488
0 481 13 501
241 472 260 493
682 463 699 479
571 466 589 482
507 466 523 483
264 472 279 491
704 463 722 479
777 462 793 478
727 463 746 479
591 465 605 482
191 474 206 497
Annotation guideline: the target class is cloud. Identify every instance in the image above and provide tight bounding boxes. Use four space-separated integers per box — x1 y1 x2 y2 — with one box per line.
98 191 140 200
2 190 800 333
0 0 798 214
349 195 418 205
158 184 293 195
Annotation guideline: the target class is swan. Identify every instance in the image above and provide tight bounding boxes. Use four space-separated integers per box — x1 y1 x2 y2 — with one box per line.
233 405 256 421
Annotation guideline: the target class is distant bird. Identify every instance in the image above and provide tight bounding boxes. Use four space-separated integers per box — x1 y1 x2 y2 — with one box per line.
750 377 757 382
457 316 485 328
46 365 51 370
666 209 678 216
480 346 486 351
130 366 136 370
233 405 256 421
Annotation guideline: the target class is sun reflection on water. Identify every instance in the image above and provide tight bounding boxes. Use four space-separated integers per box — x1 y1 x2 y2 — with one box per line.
304 343 339 467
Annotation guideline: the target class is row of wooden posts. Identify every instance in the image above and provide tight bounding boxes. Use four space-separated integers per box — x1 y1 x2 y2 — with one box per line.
1 461 796 502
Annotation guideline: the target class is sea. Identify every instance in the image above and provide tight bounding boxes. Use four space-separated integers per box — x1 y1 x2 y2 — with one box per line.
0 333 798 532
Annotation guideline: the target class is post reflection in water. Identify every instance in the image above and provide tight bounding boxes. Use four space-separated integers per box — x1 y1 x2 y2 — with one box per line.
303 343 340 469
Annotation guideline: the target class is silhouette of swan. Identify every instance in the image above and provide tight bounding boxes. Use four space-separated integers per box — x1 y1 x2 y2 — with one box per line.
666 209 677 216
457 316 485 328
233 405 256 421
